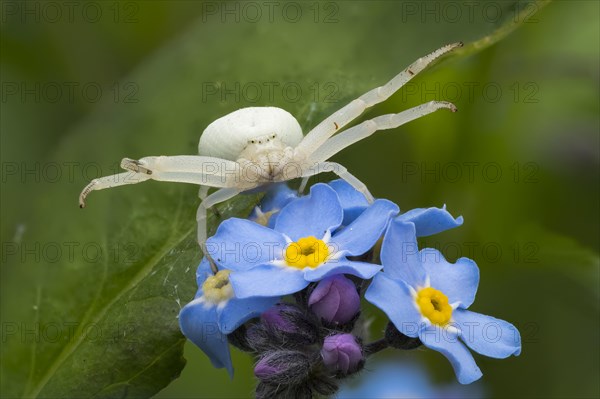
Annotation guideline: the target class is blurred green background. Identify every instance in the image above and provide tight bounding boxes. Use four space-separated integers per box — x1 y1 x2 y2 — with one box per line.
1 1 598 398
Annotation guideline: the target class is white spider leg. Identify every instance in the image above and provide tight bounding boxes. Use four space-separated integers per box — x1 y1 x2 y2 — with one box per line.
298 177 310 194
124 155 240 177
148 172 236 187
122 155 242 187
302 161 374 203
79 155 241 207
79 172 151 207
309 101 457 163
198 186 210 200
198 186 221 245
196 187 241 251
297 42 463 157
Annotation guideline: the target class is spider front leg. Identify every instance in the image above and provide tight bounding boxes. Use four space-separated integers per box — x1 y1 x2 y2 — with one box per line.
308 101 457 163
79 155 239 206
79 172 151 207
297 42 463 158
301 161 374 203
122 155 241 187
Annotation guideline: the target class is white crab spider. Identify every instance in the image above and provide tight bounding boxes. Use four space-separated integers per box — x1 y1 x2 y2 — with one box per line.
79 42 462 248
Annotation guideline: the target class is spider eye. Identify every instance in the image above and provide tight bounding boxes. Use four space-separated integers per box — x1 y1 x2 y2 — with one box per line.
250 140 255 144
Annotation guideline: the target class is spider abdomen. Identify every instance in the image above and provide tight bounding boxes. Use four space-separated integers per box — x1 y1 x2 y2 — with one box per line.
198 107 303 161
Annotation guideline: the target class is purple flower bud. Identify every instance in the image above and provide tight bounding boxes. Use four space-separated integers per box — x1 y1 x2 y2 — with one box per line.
254 350 311 384
261 304 299 333
321 333 364 375
254 357 279 380
308 275 360 324
252 304 319 351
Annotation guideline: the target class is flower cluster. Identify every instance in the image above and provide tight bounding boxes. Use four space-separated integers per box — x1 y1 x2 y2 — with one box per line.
179 181 521 397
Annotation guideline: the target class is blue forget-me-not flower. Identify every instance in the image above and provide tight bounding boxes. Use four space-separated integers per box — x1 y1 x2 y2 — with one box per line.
365 219 521 384
206 183 399 298
178 258 279 376
179 179 520 396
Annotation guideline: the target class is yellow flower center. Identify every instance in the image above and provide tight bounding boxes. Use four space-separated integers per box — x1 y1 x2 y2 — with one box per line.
284 236 329 269
416 287 452 326
202 270 233 304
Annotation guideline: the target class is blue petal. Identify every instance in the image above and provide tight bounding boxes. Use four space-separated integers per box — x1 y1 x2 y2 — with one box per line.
380 219 426 288
218 295 280 334
195 258 212 290
249 183 298 227
229 265 309 298
421 249 479 308
329 199 399 256
303 260 382 281
258 183 298 212
453 309 522 358
274 183 343 240
178 298 233 377
419 325 482 384
397 206 463 237
365 273 421 338
206 218 287 271
329 179 369 225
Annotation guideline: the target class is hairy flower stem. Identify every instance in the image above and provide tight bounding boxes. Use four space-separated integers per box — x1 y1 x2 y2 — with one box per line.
364 338 389 356
294 289 309 310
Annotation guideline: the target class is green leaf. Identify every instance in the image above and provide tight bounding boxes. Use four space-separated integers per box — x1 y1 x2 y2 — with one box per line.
2 185 260 399
1 1 553 398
